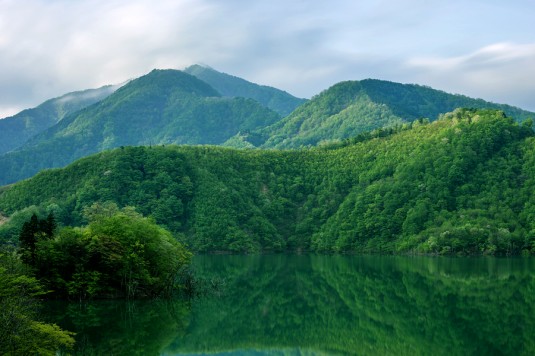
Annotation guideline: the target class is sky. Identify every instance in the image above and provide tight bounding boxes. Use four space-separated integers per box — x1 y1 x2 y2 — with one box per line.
1 0 534 118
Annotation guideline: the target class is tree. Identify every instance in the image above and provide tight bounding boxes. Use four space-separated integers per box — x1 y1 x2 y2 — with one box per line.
19 214 40 266
34 207 192 299
0 247 75 354
42 212 57 237
19 213 56 267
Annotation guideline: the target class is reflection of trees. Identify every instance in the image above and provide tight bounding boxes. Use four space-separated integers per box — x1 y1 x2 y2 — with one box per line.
44 256 535 355
168 256 535 355
44 299 190 355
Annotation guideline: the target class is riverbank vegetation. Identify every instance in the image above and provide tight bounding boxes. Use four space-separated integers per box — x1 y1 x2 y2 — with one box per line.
0 205 192 352
18 205 192 300
0 247 75 355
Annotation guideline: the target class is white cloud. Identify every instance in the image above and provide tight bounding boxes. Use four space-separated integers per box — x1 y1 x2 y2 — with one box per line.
0 106 24 120
405 43 535 110
0 0 534 116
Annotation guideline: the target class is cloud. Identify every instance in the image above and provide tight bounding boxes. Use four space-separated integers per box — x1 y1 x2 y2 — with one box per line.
405 43 535 111
0 0 534 118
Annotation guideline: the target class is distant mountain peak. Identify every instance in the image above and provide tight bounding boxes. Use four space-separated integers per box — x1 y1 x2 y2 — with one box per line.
258 78 535 149
118 68 222 99
185 63 215 71
0 67 283 184
184 64 306 116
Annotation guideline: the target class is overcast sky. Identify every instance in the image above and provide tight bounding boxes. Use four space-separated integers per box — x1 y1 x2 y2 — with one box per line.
1 0 534 118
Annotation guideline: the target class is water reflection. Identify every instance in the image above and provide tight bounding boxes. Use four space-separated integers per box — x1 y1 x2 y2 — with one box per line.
45 299 190 355
45 256 535 355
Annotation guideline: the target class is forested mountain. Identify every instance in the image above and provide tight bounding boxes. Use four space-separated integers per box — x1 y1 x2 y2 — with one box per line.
0 69 281 185
0 85 119 154
184 64 306 116
1 67 533 185
250 79 535 148
1 109 533 255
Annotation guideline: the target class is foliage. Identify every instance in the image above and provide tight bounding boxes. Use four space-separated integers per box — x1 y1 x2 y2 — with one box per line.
18 213 56 266
1 73 533 185
0 246 75 355
31 205 192 299
1 109 534 255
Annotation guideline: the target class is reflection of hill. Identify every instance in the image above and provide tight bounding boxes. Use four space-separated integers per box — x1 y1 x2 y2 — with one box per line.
168 256 535 355
42 256 535 355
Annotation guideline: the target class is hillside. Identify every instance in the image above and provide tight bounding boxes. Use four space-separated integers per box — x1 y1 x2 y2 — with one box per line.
0 69 281 185
184 64 306 116
0 85 119 154
253 79 535 148
1 69 533 185
1 109 533 255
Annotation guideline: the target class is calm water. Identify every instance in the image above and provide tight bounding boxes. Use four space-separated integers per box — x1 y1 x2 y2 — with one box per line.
44 255 535 355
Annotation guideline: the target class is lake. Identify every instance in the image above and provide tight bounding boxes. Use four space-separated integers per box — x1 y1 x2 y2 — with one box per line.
44 255 535 355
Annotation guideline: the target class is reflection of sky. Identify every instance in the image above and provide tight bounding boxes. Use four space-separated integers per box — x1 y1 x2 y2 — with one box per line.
1 0 534 118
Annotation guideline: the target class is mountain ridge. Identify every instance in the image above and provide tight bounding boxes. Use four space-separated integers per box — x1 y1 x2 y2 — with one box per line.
1 109 533 255
0 69 282 184
252 79 535 148
0 66 533 185
0 84 120 154
184 64 306 116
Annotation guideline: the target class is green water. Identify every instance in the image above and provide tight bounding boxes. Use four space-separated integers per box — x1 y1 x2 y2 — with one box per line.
44 255 535 355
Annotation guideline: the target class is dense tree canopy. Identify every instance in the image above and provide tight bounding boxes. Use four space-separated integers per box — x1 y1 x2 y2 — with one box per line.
0 109 534 255
244 79 534 149
0 247 75 355
25 205 192 299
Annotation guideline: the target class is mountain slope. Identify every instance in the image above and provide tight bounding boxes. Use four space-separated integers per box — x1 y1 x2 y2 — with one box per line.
184 64 306 116
1 109 534 255
256 79 535 148
0 85 119 154
0 69 281 185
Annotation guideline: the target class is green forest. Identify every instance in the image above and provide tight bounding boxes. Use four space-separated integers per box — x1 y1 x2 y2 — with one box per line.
0 69 284 185
1 108 534 255
1 68 533 186
0 206 192 354
184 64 307 117
1 66 534 354
242 79 534 149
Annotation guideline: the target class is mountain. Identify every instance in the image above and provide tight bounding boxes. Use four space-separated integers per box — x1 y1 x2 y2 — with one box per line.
245 79 535 148
1 69 534 185
0 85 119 154
0 69 281 185
184 64 306 116
1 109 534 255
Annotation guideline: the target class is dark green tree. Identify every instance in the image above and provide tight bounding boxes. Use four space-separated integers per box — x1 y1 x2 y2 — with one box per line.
18 214 39 266
41 212 57 238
